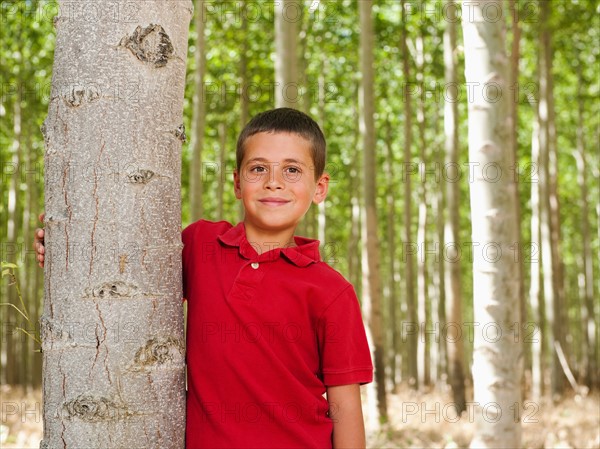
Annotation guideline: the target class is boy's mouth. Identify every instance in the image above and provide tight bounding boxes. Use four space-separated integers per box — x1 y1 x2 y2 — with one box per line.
259 197 291 206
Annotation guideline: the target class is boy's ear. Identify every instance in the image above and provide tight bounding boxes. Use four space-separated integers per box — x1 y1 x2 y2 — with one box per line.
233 170 242 199
312 172 329 204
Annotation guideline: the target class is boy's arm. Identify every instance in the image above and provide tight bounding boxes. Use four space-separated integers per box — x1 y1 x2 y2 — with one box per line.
326 383 366 449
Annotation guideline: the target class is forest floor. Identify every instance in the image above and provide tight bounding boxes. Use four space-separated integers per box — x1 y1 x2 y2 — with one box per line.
1 384 599 448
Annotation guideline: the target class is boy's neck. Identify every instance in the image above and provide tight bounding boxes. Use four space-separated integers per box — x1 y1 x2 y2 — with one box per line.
243 222 297 255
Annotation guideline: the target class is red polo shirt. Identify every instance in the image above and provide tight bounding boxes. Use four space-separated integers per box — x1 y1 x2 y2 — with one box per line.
182 220 373 449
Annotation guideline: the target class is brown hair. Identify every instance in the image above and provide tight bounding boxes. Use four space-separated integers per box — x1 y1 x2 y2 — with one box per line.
236 108 326 180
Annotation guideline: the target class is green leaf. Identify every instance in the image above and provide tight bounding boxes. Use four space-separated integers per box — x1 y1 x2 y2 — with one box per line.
1 262 17 269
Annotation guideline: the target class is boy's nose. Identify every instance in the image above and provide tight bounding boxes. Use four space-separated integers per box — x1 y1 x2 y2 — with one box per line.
265 171 284 189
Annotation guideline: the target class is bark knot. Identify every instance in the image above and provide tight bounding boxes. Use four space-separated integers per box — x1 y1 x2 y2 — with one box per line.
173 124 186 142
62 84 101 107
85 281 141 299
131 336 185 370
63 394 132 422
119 24 174 68
127 169 155 184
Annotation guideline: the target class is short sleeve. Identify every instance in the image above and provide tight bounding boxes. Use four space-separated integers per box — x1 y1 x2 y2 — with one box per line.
317 285 373 386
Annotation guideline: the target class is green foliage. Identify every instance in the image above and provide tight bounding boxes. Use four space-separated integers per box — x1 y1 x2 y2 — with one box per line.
1 0 598 388
1 262 41 347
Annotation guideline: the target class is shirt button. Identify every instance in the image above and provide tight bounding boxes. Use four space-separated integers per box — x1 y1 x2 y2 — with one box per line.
251 262 259 269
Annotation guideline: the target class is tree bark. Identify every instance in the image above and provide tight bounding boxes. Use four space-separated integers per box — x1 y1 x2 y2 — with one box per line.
574 65 597 389
275 0 299 108
415 33 430 388
384 119 399 390
190 0 207 221
359 0 387 428
544 0 568 393
217 121 226 220
529 110 544 400
400 0 418 389
41 2 192 447
443 0 465 413
462 1 522 446
507 0 526 395
6 97 23 386
538 0 563 396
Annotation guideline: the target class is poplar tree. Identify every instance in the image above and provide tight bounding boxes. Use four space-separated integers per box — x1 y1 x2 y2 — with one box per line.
462 1 522 446
41 2 192 447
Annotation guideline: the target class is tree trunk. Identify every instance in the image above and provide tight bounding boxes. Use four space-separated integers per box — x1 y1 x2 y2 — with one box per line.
544 0 567 394
462 1 522 446
6 97 23 386
574 66 597 389
529 110 544 400
415 33 430 389
217 121 226 220
359 0 387 427
400 0 418 389
317 69 326 244
348 101 361 297
239 1 249 128
41 3 192 447
443 0 465 413
507 0 526 394
275 0 299 108
384 119 399 390
190 0 207 221
538 0 562 397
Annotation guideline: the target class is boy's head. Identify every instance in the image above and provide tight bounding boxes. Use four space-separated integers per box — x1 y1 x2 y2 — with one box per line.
236 108 326 181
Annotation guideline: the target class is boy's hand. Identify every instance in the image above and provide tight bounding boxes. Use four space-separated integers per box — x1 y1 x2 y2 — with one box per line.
34 213 45 268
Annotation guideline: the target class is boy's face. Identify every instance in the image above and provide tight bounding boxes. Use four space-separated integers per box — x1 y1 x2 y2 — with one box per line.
234 132 329 237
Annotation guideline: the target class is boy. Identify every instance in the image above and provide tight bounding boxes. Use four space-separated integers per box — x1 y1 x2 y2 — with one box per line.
35 108 373 448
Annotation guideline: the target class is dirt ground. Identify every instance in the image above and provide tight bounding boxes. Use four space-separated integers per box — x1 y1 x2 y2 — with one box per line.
1 384 599 448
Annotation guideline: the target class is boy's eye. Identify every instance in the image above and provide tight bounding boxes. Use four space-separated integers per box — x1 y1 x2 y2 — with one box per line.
250 165 267 173
285 166 301 174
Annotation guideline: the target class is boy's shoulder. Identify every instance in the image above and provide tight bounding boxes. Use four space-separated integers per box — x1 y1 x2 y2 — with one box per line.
307 258 355 296
182 219 233 244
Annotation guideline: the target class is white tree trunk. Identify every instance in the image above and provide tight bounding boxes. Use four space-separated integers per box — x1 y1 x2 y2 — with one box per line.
529 113 543 400
41 2 192 447
190 0 206 221
359 0 387 428
462 1 522 447
275 0 299 107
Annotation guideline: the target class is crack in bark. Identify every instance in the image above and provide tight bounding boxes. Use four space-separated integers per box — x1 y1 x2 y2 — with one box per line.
62 163 71 271
89 141 104 276
59 351 67 448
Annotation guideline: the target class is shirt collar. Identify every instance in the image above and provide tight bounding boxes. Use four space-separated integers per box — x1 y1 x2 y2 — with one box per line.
217 222 321 267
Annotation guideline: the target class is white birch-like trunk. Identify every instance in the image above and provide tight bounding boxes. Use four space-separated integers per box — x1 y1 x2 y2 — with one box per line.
529 114 543 400
462 1 521 447
274 0 299 108
359 0 387 428
415 34 430 389
190 0 206 221
41 2 192 447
